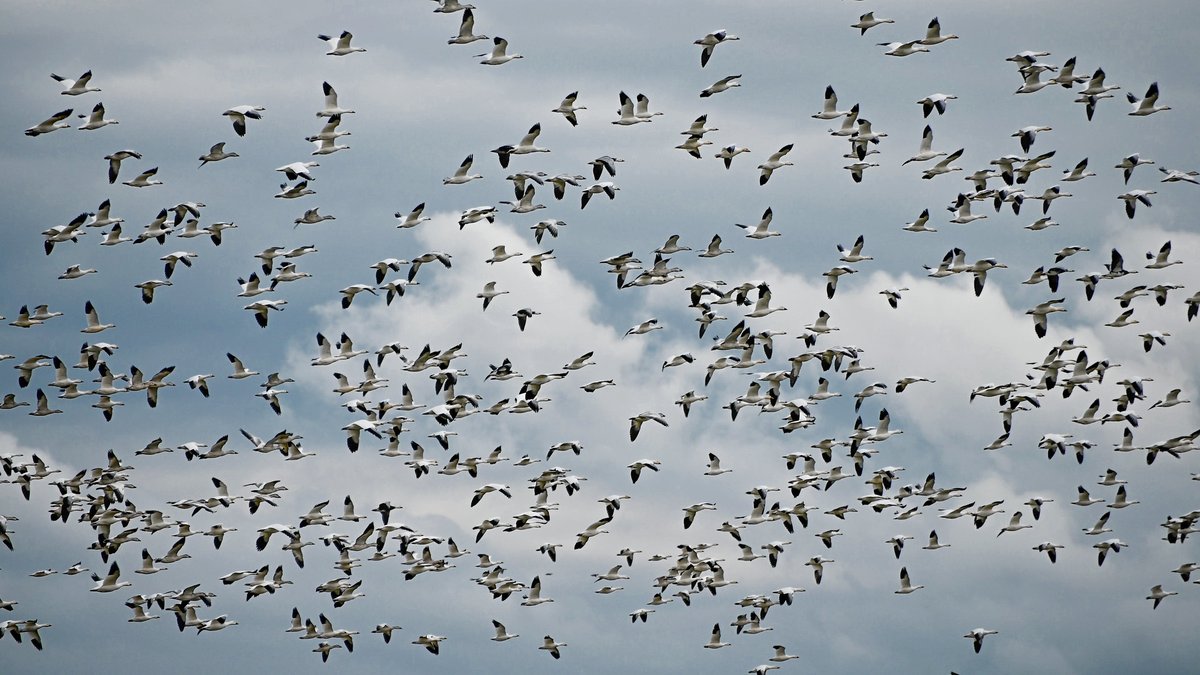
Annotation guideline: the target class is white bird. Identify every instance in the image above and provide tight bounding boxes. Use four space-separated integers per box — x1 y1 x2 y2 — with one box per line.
612 91 646 126
477 37 522 65
922 148 966 181
700 74 742 98
903 209 937 233
695 29 739 67
1127 81 1170 115
895 566 924 594
551 91 585 126
704 623 731 649
964 628 998 653
490 619 518 641
758 145 794 185
89 561 132 592
737 208 781 239
25 108 73 136
920 17 959 45
879 40 929 57
123 167 162 188
492 123 548 168
77 102 118 130
198 142 238 167
813 85 851 120
918 93 957 117
316 82 355 118
581 182 619 209
433 0 473 13
448 8 488 45
539 635 566 659
1159 166 1200 184
222 105 265 137
852 12 893 34
1119 190 1156 218
51 70 100 95
1147 585 1178 609
633 93 663 122
443 154 482 185
948 193 987 224
904 125 947 165
318 31 365 56
715 144 751 169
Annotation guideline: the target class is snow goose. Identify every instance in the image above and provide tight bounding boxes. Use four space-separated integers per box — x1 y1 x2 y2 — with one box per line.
123 167 162 188
275 162 318 183
844 161 878 183
879 40 929 57
878 287 909 309
307 114 349 142
590 155 624 178
737 208 780 239
700 74 741 98
1013 125 1052 153
59 264 97 281
852 12 893 34
895 566 924 594
1025 298 1066 338
757 144 794 185
921 148 965 179
902 208 936 232
812 85 851 120
964 628 998 653
1118 189 1155 218
89 561 132 592
198 142 238 167
501 185 544 213
1115 153 1154 183
580 182 619 208
920 17 958 44
86 198 124 229
539 635 566 659
51 70 99 95
695 29 738 67
715 144 751 169
903 125 945 165
676 134 712 157
823 266 857 299
551 91 585 126
948 193 987 224
477 36 522 65
492 123 548 168
447 7 487 44
392 202 430 229
222 105 265 136
1128 82 1170 115
311 137 348 155
433 0 473 12
1144 240 1180 269
29 389 62 417
134 279 171 304
1147 585 1177 609
24 108 73 136
77 102 117 130
1093 538 1126 566
917 93 956 117
316 82 355 117
612 91 644 125
318 31 365 56
1158 166 1200 184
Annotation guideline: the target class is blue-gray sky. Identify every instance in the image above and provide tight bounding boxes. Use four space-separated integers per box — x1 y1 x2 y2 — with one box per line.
2 1 1199 673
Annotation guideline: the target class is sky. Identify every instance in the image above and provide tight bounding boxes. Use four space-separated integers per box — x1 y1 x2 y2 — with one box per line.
2 1 1199 673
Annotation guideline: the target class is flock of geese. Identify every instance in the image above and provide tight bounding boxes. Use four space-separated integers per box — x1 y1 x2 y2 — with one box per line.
3 2 1199 672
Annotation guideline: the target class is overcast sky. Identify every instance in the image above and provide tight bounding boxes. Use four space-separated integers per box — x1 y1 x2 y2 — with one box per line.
2 1 1199 673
